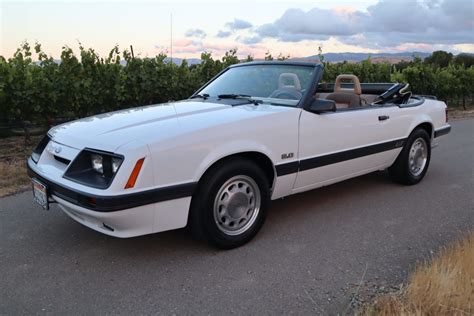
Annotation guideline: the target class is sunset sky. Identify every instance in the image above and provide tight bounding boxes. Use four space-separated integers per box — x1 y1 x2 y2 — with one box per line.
1 0 473 60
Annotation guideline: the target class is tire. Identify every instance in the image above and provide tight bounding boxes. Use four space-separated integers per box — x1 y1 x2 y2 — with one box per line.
189 158 270 249
389 128 431 185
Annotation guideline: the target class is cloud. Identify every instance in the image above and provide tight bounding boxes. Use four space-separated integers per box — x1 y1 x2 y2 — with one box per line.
215 18 254 42
170 38 268 58
216 30 232 38
247 7 361 45
225 18 253 30
238 36 263 45
185 28 206 39
172 37 240 55
251 0 474 50
174 39 196 46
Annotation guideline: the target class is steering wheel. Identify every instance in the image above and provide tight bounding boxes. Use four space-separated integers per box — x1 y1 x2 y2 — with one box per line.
269 88 302 100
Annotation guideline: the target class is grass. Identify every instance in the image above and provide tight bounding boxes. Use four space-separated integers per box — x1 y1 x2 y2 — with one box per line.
0 159 31 196
359 232 474 315
0 136 40 197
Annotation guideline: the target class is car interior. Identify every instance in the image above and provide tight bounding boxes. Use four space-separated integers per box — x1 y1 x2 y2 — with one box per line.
316 74 415 109
316 74 380 109
268 73 304 100
269 72 414 110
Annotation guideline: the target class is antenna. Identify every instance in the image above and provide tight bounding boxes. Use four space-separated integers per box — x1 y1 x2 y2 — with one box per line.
170 12 173 65
170 12 174 101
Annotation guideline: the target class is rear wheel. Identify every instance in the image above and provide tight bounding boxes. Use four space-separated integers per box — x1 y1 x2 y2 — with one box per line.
189 158 270 249
389 128 431 185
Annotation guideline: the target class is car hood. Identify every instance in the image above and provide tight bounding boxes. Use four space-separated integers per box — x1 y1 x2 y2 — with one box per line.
48 100 293 152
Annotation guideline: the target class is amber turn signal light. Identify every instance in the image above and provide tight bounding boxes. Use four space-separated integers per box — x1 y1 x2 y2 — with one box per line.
125 158 145 189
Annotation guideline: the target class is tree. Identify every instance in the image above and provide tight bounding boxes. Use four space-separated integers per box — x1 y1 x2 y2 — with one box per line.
317 46 324 63
277 53 290 61
451 65 474 110
424 50 453 68
221 49 240 68
1 41 473 133
3 42 37 143
264 51 273 61
454 53 474 68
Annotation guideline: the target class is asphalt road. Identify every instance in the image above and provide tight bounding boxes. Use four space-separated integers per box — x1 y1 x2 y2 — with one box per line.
1 119 473 315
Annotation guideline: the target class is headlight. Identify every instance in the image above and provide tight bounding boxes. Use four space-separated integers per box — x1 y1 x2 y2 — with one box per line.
91 154 104 173
64 149 123 189
91 154 121 174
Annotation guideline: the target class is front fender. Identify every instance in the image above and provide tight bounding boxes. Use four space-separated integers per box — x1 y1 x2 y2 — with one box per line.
193 140 278 181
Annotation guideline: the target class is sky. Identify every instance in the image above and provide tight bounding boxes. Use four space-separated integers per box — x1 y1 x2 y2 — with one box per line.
1 0 473 60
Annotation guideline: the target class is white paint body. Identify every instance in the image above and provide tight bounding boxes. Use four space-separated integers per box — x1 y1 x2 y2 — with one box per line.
28 98 449 237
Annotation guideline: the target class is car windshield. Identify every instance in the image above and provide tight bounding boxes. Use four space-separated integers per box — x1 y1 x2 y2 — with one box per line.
199 64 315 107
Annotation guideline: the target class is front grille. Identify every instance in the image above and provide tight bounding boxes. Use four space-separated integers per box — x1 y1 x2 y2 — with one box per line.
54 155 71 165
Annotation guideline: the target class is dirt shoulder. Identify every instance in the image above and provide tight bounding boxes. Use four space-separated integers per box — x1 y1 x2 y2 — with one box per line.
357 232 473 315
449 108 474 121
0 136 40 197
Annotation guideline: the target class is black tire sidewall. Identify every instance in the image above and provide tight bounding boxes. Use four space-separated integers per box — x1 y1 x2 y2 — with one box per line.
191 158 270 249
391 129 431 184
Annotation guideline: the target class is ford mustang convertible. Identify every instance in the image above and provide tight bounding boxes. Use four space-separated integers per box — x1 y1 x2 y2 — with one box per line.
28 61 451 248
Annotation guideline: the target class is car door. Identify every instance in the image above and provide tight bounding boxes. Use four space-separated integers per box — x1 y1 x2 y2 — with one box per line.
293 104 406 192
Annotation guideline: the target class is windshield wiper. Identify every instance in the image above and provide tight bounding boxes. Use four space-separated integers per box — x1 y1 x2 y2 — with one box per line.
218 94 252 99
217 94 263 105
190 93 209 99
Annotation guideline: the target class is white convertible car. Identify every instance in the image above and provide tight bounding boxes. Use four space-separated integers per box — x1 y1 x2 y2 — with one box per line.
28 62 451 248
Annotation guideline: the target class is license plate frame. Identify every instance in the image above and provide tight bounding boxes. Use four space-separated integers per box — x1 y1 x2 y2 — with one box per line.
32 178 49 210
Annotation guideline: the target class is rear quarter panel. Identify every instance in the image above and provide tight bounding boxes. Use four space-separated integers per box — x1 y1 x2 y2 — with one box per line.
403 99 448 138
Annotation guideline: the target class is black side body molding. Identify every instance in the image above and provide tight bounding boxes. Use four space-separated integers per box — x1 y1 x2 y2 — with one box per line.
275 161 299 177
275 138 406 177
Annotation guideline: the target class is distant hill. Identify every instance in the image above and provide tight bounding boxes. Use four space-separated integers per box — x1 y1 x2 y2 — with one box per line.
297 52 431 63
38 52 434 66
118 57 202 66
164 57 202 65
151 52 432 65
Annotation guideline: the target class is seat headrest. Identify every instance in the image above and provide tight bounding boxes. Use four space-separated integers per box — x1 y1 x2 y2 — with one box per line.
279 73 301 90
334 74 361 95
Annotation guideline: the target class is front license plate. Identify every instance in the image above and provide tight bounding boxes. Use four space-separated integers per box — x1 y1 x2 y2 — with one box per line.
32 179 49 210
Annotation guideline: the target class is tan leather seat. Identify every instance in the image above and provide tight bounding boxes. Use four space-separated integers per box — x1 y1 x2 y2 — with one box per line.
326 74 362 109
360 94 378 105
278 73 301 91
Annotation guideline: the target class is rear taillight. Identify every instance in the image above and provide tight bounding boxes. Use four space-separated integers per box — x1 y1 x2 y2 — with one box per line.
445 107 449 123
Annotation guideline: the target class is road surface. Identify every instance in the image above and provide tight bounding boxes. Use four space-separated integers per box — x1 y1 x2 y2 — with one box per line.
1 119 473 314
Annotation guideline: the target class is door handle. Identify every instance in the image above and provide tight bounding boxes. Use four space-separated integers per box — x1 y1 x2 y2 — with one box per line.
378 115 390 121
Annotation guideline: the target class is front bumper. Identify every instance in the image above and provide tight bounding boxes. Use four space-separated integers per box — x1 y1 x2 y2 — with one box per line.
53 194 192 238
27 159 196 212
27 159 196 237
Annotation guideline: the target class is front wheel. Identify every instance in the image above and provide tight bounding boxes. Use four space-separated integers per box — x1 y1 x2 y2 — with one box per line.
189 158 270 249
389 128 431 185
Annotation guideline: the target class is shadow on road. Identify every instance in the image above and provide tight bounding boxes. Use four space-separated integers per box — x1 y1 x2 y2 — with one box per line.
40 171 395 256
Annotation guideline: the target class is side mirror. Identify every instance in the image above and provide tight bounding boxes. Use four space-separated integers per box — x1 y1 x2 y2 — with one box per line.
309 98 337 114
